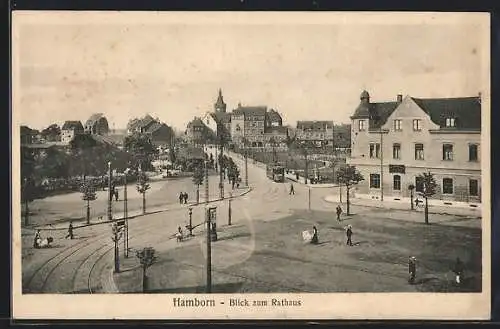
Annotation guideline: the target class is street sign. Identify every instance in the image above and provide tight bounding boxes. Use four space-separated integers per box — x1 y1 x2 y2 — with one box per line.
116 219 126 227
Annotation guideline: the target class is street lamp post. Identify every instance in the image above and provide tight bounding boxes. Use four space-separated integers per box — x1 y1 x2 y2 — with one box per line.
228 193 232 226
107 162 113 222
188 207 193 236
206 207 212 293
111 223 122 273
23 177 29 226
244 143 249 187
380 128 384 202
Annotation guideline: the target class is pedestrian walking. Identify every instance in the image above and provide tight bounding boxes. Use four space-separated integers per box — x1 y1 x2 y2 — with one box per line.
289 183 295 195
311 225 319 244
346 224 353 246
336 205 343 221
65 222 74 240
453 257 464 285
179 192 184 204
115 190 119 201
183 192 188 204
408 256 417 284
33 229 41 248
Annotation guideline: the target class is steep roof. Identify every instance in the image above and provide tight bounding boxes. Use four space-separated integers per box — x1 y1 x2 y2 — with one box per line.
187 117 206 128
62 120 84 131
232 106 267 116
86 113 104 125
411 96 481 130
266 109 283 122
368 102 400 129
214 89 226 111
141 114 156 128
297 120 334 130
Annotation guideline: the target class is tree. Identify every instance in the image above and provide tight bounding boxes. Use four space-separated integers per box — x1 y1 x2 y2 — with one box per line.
136 171 151 214
80 181 97 224
416 172 437 224
69 133 99 180
192 162 204 204
37 146 70 178
408 184 415 210
124 133 158 171
41 123 61 142
268 136 278 163
336 165 364 215
136 247 157 292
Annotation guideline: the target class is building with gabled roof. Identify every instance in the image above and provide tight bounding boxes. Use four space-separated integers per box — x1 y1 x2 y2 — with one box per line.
348 90 482 204
61 120 84 143
85 113 109 135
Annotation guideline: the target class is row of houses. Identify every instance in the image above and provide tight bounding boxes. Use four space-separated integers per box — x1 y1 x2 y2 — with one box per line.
348 90 482 203
186 89 351 152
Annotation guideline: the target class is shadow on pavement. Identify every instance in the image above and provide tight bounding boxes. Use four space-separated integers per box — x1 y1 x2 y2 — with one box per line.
216 232 252 242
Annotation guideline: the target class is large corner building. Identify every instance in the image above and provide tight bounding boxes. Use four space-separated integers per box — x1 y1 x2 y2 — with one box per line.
348 90 481 203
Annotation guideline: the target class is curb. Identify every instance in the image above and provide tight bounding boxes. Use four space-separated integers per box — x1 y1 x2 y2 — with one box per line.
29 187 254 232
323 196 481 217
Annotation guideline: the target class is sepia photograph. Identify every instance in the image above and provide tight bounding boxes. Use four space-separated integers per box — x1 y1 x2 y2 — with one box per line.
11 11 490 319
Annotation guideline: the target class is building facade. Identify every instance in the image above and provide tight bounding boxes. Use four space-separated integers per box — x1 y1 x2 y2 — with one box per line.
296 121 334 148
85 113 109 135
348 90 481 203
61 121 84 144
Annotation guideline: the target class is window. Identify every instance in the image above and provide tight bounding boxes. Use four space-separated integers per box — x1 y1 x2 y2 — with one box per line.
413 119 422 131
415 176 424 193
445 118 456 127
393 119 402 131
393 175 401 190
442 144 454 161
393 143 401 159
469 144 478 161
469 179 479 197
442 178 454 194
415 143 424 160
370 173 380 189
370 143 380 158
358 120 366 131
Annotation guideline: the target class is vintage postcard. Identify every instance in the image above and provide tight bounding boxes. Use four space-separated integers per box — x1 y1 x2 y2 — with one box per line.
12 11 491 320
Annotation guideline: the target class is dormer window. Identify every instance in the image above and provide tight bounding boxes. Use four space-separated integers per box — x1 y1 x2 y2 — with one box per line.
445 117 456 127
358 120 366 131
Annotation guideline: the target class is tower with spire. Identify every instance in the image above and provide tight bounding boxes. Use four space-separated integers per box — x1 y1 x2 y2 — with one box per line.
214 88 227 113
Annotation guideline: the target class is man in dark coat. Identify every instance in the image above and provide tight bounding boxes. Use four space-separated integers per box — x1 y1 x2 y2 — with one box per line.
34 229 41 248
66 222 74 240
179 192 184 204
346 225 353 246
336 205 343 221
408 256 417 284
183 192 188 204
311 226 319 244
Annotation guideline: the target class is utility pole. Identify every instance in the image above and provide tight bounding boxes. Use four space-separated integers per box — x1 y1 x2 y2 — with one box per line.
244 140 249 187
23 178 29 226
380 128 384 202
123 169 129 258
332 123 335 183
107 161 113 221
206 207 212 293
111 223 122 273
308 186 311 211
219 127 224 200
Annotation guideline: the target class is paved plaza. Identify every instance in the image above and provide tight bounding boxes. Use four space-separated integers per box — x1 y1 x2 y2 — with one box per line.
21 154 482 294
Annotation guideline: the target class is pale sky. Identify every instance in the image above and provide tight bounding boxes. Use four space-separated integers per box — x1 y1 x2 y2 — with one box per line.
13 12 486 131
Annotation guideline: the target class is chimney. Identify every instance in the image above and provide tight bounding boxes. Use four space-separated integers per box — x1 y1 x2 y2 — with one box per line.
397 94 403 103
